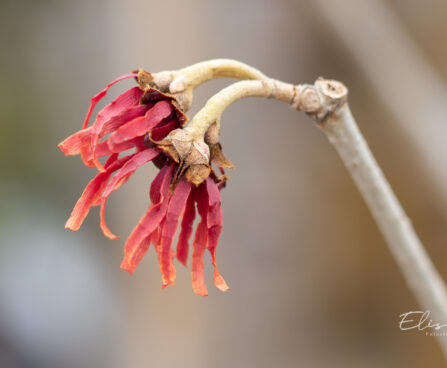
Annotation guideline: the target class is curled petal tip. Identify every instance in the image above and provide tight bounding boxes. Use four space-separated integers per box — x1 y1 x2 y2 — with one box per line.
120 262 135 275
64 224 78 231
64 218 80 231
105 233 119 240
100 202 119 239
216 282 230 293
100 221 119 238
176 257 188 267
92 157 106 172
194 290 208 297
161 278 175 289
213 269 229 292
57 143 69 155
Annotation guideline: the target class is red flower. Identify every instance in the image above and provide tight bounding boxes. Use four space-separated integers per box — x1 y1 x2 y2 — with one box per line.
59 72 229 295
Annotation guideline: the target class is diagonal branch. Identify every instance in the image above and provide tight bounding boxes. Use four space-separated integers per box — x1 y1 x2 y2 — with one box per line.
185 75 447 357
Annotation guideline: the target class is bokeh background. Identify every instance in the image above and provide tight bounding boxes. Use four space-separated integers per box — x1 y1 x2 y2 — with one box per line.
1 0 447 367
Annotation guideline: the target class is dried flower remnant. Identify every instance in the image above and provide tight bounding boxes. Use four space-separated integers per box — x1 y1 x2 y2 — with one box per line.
59 70 230 295
57 59 447 357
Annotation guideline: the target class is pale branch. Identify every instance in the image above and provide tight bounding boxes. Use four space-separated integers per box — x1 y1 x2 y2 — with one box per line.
184 78 339 140
151 59 267 111
319 99 447 334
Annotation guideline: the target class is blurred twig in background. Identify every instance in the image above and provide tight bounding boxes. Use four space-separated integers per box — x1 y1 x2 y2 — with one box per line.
312 0 447 213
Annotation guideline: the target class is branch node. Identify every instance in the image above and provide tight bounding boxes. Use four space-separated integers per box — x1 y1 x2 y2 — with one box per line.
308 78 348 123
292 84 321 113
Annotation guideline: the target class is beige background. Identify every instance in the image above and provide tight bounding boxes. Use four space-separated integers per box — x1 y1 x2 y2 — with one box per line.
0 0 446 367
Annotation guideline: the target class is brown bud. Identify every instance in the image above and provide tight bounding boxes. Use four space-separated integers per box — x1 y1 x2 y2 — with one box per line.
152 129 192 157
185 164 212 186
158 145 180 163
210 143 234 169
185 141 210 166
152 128 212 186
137 69 154 91
170 130 194 157
171 100 188 126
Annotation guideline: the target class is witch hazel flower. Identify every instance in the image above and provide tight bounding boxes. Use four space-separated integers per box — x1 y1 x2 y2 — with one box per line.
57 60 447 356
59 69 231 295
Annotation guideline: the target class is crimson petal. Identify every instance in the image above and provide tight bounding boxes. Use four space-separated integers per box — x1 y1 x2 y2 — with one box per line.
191 185 210 296
159 178 192 287
65 154 129 231
82 73 137 129
120 164 174 274
150 119 180 141
191 221 209 296
90 86 144 171
83 137 145 164
108 100 173 147
120 167 168 274
205 178 229 291
176 191 196 266
99 148 161 239
59 104 149 157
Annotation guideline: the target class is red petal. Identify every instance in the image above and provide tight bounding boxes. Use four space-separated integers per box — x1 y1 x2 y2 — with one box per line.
191 185 209 296
152 219 164 248
150 119 180 141
108 100 172 147
159 178 192 286
58 129 92 156
205 178 229 291
99 148 161 239
83 137 144 164
82 74 137 129
169 252 177 286
65 174 110 231
149 164 169 203
152 218 177 288
152 219 163 260
176 191 196 266
90 86 144 171
65 154 127 231
123 232 152 274
80 144 95 168
59 104 150 156
191 220 208 296
120 164 174 274
108 137 146 154
206 178 222 265
213 267 229 292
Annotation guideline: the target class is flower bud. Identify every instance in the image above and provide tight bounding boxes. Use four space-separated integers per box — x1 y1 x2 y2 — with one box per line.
152 129 212 186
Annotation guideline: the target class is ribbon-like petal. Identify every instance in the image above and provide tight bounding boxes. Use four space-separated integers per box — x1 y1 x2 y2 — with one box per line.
120 164 174 274
176 191 196 266
65 154 129 231
108 100 173 147
159 178 192 286
99 148 161 239
90 86 144 171
82 73 137 129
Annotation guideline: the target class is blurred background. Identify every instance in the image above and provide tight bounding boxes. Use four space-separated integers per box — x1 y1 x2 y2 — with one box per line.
1 0 447 366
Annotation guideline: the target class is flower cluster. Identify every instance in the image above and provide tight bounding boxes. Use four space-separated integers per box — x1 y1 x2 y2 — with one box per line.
59 71 230 295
